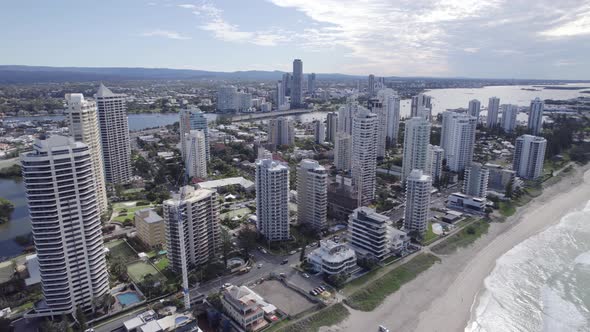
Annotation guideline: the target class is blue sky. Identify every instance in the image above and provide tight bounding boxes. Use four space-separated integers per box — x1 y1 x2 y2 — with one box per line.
1 0 590 79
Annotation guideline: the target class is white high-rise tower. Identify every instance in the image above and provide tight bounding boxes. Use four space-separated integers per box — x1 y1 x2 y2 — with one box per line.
501 104 518 133
487 97 500 128
528 97 544 136
297 159 327 231
291 59 303 108
468 99 481 120
513 135 547 180
183 130 208 179
440 111 477 173
402 117 431 180
256 159 290 241
351 108 379 206
180 106 209 162
95 84 132 184
463 163 489 198
22 136 109 317
404 169 432 236
411 94 432 120
65 93 108 215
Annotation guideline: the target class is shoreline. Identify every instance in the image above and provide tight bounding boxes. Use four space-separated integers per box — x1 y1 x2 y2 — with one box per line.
328 164 590 332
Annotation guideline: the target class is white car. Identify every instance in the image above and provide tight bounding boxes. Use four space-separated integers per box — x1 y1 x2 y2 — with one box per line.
378 325 390 332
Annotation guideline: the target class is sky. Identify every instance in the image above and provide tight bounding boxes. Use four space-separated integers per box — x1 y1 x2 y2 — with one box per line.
1 0 590 79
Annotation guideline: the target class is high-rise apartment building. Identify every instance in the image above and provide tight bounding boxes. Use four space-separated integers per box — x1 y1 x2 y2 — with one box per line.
440 111 477 173
348 207 391 260
95 84 132 184
275 81 286 109
180 106 209 162
183 130 208 179
368 74 376 96
378 89 401 147
256 159 290 241
426 145 444 182
326 112 338 143
468 99 481 120
164 186 220 271
282 73 291 97
268 117 295 147
65 93 108 215
291 59 303 108
404 169 432 236
217 86 252 112
307 73 316 95
22 136 109 317
463 163 489 198
501 104 518 133
338 100 364 135
334 132 352 171
313 120 325 144
528 97 544 135
368 97 387 158
513 135 547 180
402 117 431 180
411 94 432 120
297 159 327 231
351 108 379 206
487 97 500 128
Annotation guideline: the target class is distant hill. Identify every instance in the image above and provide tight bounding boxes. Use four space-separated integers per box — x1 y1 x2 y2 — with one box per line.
0 65 363 84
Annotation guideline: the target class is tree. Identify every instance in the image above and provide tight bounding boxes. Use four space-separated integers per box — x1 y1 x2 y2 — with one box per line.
221 229 232 268
0 317 12 332
505 180 513 199
75 306 87 331
110 258 128 281
324 272 350 288
299 244 307 263
237 227 258 255
0 198 15 224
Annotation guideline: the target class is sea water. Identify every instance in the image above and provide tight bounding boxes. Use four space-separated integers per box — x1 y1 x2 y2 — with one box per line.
466 201 590 331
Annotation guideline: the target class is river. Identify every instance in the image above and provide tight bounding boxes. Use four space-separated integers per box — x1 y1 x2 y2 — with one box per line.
0 178 29 259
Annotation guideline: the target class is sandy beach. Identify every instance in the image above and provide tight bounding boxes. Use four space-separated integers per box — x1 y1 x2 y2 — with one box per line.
326 165 590 332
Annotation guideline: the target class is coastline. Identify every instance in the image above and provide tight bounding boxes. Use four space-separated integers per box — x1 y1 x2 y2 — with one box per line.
329 164 590 332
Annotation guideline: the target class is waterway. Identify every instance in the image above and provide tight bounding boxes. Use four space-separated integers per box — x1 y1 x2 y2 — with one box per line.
0 178 29 259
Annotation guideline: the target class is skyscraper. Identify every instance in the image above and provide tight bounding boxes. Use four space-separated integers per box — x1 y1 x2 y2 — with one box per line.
275 81 286 109
411 94 432 120
183 130 208 179
291 59 303 108
402 117 431 180
463 163 489 198
468 99 481 120
440 111 477 173
368 97 387 158
256 159 290 241
487 97 500 128
216 86 252 113
65 93 108 215
501 104 518 133
307 72 316 95
313 120 325 144
351 108 379 206
404 169 432 236
164 186 220 271
528 97 544 135
268 117 295 147
368 74 376 96
180 106 209 162
513 135 547 180
378 89 401 147
334 132 352 171
426 145 444 182
282 72 291 97
22 136 109 316
326 112 338 143
297 159 327 231
95 83 132 184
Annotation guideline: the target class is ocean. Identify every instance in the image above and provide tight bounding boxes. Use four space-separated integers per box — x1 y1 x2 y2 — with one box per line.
466 201 590 332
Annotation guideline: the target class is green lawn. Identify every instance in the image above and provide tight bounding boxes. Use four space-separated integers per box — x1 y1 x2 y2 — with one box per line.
274 303 350 332
422 222 439 245
344 254 440 311
431 220 490 255
112 201 153 223
154 257 169 271
122 188 144 194
499 201 516 217
127 261 165 284
105 239 137 263
219 207 251 220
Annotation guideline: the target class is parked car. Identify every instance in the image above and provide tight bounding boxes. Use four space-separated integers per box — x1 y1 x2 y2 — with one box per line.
261 249 268 254
378 325 390 332
310 290 318 296
257 263 263 268
281 259 289 265
302 273 310 278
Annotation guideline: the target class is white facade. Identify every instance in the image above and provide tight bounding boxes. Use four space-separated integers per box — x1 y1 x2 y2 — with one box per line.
368 97 388 158
326 112 338 143
513 135 547 180
313 120 325 144
468 99 481 120
501 104 518 133
22 136 109 317
440 111 477 173
65 93 108 215
379 89 401 146
297 160 328 231
426 145 444 182
404 169 432 236
217 86 252 112
351 108 379 206
528 97 544 136
402 117 431 180
268 117 295 147
334 132 352 171
338 100 364 135
348 207 391 260
256 159 290 241
487 97 500 128
291 59 303 108
164 186 220 271
463 163 489 199
184 130 208 179
307 240 357 275
180 106 209 162
95 84 132 184
411 94 432 120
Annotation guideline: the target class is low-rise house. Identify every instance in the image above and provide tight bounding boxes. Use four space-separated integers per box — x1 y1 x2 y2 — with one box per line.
221 285 275 332
307 240 357 275
390 228 411 255
447 192 486 213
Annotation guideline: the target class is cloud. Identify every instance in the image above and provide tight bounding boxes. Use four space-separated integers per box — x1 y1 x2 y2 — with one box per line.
141 29 191 40
539 4 590 37
463 48 480 53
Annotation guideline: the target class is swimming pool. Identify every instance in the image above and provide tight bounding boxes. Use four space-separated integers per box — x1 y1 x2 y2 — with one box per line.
116 292 142 307
175 316 190 326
